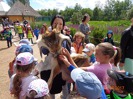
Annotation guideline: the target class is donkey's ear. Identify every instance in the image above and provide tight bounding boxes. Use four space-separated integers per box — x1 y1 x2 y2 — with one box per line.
52 24 61 33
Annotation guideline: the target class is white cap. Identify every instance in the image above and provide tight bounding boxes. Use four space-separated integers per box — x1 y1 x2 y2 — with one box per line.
27 79 49 98
82 43 95 52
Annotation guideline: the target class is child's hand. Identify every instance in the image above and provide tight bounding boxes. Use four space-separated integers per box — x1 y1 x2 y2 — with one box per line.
59 55 70 67
61 47 70 58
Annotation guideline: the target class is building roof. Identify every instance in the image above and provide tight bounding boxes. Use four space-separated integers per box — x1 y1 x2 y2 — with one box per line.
0 1 10 16
6 1 41 17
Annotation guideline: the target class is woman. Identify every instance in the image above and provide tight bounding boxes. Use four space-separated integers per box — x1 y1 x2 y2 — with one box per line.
40 15 71 99
79 14 91 43
119 17 133 74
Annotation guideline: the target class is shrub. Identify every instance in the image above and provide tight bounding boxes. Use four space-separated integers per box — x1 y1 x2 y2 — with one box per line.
70 27 76 37
90 26 105 45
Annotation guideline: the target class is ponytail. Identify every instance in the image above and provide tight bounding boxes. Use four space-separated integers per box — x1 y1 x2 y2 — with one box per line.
113 47 121 66
12 74 22 98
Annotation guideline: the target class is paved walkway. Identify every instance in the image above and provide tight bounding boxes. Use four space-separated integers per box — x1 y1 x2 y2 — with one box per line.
0 26 61 99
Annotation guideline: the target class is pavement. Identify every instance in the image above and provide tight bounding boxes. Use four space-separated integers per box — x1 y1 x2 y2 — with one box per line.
0 26 61 99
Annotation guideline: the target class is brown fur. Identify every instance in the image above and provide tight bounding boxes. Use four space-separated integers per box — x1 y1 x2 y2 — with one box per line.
38 26 89 89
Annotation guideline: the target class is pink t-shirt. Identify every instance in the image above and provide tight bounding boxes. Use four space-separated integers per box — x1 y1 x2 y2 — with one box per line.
87 62 112 89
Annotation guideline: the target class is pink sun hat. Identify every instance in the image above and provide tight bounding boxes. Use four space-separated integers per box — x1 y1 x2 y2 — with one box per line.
15 52 35 66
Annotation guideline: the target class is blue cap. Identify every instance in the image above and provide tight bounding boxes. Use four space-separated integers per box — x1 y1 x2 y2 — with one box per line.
107 30 113 34
71 68 102 99
19 39 32 45
16 45 33 54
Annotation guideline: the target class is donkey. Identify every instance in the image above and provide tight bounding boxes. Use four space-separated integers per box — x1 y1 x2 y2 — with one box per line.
37 26 90 89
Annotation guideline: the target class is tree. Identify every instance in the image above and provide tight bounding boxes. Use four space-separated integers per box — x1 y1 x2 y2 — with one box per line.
6 0 29 6
93 7 99 20
103 0 132 20
127 7 133 20
74 3 82 12
60 7 75 21
70 12 82 24
81 8 93 18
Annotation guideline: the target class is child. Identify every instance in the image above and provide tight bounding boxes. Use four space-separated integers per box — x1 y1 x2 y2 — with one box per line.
8 44 33 78
82 43 96 64
107 69 133 99
26 25 34 44
5 27 12 48
26 79 50 99
33 26 40 40
58 48 106 99
104 30 114 45
9 52 38 99
17 23 24 40
80 42 121 94
72 31 85 54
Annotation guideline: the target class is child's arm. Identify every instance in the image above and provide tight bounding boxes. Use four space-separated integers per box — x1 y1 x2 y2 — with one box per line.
61 48 78 67
80 67 89 71
59 55 76 72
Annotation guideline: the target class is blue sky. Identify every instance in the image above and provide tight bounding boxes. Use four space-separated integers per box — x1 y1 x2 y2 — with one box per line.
4 0 133 11
30 0 108 10
30 0 131 11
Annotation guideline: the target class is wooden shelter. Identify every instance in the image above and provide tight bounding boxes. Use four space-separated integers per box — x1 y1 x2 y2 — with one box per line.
6 1 41 22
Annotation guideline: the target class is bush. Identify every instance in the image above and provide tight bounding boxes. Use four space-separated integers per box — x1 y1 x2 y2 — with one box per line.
70 27 76 37
70 12 82 24
90 26 105 45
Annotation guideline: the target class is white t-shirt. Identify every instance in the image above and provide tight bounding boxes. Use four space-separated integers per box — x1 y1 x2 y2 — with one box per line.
10 74 38 99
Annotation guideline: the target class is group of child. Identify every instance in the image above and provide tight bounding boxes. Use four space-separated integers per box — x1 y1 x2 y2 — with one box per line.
8 24 133 99
8 39 50 99
14 22 40 44
62 26 133 99
0 22 41 48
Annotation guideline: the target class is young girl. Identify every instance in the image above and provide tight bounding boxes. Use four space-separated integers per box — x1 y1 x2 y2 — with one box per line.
72 31 85 54
9 52 38 99
26 79 50 99
80 42 121 94
17 23 24 40
26 25 34 44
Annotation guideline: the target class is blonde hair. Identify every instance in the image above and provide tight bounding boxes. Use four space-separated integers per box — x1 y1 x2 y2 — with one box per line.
73 31 85 44
97 42 115 58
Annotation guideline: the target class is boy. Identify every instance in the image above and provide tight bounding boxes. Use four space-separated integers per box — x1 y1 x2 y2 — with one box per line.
82 43 96 64
5 27 12 48
107 69 133 99
104 30 114 45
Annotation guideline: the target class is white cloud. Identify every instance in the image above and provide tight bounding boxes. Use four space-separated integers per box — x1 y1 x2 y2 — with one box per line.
31 0 125 11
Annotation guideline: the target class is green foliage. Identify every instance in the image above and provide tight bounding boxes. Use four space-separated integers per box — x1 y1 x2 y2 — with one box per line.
81 8 93 18
30 21 50 29
103 0 132 21
6 0 29 6
127 7 133 20
70 28 76 37
90 27 105 45
70 12 82 24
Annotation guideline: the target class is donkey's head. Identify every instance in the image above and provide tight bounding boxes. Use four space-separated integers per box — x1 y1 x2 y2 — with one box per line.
41 25 62 55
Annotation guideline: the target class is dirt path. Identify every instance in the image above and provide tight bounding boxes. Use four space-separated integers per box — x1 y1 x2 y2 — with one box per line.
0 26 61 98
